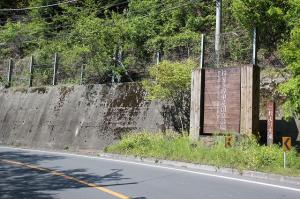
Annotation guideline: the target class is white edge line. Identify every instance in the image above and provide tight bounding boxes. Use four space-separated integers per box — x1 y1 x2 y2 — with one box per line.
1 146 300 193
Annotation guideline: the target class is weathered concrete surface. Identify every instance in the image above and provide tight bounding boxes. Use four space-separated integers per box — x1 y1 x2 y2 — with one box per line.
0 83 168 150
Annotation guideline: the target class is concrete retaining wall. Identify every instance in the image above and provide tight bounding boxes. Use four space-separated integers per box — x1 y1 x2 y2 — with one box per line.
1 82 299 151
0 83 169 150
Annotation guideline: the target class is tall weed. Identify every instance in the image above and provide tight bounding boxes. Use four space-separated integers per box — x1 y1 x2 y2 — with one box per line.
105 131 300 176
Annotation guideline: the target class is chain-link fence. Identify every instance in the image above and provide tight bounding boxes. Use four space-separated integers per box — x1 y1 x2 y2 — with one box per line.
12 58 30 87
161 41 201 63
0 54 83 88
0 29 277 88
32 56 55 86
204 30 253 68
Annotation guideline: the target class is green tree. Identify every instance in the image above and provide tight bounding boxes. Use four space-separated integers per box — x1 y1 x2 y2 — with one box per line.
232 0 289 49
143 59 196 131
127 0 214 57
278 0 300 118
143 60 196 100
0 0 215 84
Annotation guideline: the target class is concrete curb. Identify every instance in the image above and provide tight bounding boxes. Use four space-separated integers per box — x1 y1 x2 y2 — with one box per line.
98 152 300 186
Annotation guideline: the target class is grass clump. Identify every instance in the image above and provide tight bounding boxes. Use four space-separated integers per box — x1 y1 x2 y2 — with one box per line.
105 131 300 176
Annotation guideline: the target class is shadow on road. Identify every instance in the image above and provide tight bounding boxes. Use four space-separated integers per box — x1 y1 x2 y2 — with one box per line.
0 150 145 199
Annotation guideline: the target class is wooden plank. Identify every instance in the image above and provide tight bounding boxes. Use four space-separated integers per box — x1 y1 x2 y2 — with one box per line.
189 68 203 140
189 70 196 139
253 65 260 133
240 65 260 135
240 66 245 134
246 65 251 133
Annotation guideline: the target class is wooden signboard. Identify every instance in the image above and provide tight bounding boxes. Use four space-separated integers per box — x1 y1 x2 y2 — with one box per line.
190 65 260 140
203 68 241 134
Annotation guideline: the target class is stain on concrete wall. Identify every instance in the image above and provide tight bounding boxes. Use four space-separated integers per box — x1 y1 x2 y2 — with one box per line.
0 83 169 150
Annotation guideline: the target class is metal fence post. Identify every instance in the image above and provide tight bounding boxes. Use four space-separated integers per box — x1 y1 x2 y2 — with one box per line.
52 53 58 86
80 65 85 85
252 27 257 66
200 34 205 69
7 58 13 87
29 56 34 87
156 52 160 65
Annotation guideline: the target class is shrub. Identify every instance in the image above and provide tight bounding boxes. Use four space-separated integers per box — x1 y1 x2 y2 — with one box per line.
142 59 196 132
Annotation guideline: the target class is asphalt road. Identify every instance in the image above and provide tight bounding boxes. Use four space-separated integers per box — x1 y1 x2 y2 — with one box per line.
0 146 300 199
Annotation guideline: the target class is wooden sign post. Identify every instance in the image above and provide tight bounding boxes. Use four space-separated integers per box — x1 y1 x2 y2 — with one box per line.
267 101 275 145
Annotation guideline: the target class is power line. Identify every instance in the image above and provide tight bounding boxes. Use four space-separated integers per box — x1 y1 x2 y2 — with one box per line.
0 1 200 44
0 0 129 23
0 0 77 12
0 0 192 28
0 0 189 21
0 1 192 29
0 0 130 13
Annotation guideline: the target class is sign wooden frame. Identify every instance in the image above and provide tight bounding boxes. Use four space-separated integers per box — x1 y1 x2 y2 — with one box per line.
190 65 260 140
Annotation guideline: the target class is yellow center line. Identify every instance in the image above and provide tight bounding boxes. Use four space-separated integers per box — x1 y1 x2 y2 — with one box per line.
1 159 131 199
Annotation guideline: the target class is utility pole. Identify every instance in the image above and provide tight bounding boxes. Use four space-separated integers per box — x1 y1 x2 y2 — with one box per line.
215 0 222 68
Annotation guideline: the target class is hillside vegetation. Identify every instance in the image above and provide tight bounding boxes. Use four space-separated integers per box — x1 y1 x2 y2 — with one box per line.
0 0 299 117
